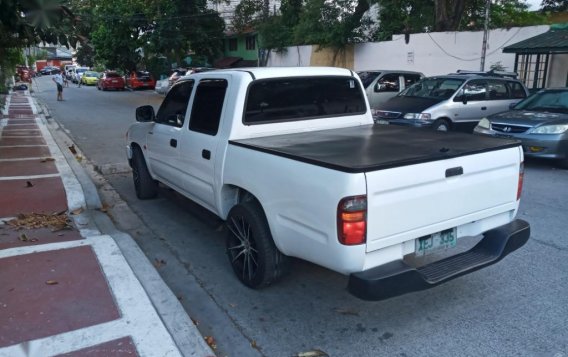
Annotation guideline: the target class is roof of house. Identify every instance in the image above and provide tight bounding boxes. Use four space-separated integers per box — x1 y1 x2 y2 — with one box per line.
503 24 568 54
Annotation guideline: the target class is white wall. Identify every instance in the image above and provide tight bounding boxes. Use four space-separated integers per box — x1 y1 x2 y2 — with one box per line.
354 26 550 76
548 54 568 87
267 45 312 67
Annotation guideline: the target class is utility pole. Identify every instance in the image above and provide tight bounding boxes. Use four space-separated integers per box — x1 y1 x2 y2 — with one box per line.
480 0 491 71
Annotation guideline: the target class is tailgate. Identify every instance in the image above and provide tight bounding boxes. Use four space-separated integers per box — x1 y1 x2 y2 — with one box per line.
365 147 521 252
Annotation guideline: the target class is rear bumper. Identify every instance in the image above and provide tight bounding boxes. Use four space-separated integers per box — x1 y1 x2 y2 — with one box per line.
348 219 530 301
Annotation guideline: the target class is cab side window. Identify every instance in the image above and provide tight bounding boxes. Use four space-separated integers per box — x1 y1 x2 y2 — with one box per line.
189 79 228 136
508 82 527 99
487 80 509 100
156 80 194 127
403 74 422 88
375 74 400 92
463 80 487 101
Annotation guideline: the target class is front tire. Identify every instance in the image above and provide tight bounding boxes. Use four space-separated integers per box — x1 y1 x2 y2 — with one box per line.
132 147 158 199
226 201 289 288
432 119 450 132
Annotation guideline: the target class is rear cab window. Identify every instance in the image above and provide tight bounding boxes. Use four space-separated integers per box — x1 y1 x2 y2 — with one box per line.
244 76 366 125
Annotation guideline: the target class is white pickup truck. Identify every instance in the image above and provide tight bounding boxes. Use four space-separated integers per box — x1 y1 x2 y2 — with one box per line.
126 67 530 301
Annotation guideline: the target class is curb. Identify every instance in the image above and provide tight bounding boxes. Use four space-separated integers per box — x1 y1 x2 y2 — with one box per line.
31 94 215 357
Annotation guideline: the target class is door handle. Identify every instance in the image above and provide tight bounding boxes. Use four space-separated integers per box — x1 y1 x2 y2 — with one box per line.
170 139 177 148
481 107 487 110
148 131 153 135
202 149 211 160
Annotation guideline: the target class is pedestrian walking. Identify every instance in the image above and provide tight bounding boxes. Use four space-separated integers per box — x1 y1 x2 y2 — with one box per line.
77 72 83 88
52 72 64 101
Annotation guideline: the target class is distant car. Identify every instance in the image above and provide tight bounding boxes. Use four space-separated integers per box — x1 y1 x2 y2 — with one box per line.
168 68 187 88
155 79 169 95
97 71 126 91
81 71 100 85
126 71 156 89
357 70 424 109
72 67 89 83
474 88 568 169
39 66 61 75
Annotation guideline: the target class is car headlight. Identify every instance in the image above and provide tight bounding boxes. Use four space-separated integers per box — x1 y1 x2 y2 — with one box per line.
530 124 568 134
477 118 491 129
403 113 431 120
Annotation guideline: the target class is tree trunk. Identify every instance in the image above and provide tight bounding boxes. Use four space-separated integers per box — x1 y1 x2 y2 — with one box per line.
434 0 467 31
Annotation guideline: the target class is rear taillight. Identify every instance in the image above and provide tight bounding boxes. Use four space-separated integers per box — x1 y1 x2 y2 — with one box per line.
517 162 524 200
337 195 367 245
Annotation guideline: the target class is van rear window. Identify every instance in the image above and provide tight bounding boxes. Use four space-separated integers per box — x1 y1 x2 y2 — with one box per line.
244 76 366 124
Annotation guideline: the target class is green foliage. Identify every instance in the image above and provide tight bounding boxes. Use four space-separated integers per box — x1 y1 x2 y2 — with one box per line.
233 0 264 32
76 44 95 67
461 0 546 30
540 0 567 12
293 0 370 48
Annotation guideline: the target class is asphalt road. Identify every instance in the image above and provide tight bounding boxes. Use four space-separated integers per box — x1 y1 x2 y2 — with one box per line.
32 75 568 357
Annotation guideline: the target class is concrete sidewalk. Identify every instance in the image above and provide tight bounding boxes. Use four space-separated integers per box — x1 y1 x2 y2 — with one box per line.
0 89 214 357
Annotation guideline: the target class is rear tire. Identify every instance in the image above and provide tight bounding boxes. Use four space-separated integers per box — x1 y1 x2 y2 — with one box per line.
226 201 289 288
132 147 158 199
432 119 450 132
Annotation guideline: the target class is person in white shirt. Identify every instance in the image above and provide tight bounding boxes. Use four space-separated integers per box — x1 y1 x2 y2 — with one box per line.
52 72 64 101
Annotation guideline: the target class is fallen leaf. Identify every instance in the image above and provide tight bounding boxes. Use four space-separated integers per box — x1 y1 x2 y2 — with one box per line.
71 208 84 215
191 318 200 326
177 295 183 301
18 233 29 242
75 155 83 162
251 340 257 348
7 212 72 230
204 336 217 350
30 238 39 242
26 181 34 188
68 145 77 154
333 308 360 316
45 280 58 285
295 350 329 357
154 258 166 268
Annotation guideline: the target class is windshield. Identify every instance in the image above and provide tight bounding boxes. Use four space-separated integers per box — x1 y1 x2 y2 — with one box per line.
514 90 568 114
84 72 97 77
357 71 381 89
400 78 465 99
77 68 88 74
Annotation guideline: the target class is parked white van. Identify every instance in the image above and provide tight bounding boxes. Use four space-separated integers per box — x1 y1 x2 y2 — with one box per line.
357 70 424 109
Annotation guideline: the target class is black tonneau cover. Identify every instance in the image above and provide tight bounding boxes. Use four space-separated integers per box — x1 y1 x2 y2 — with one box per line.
229 124 520 173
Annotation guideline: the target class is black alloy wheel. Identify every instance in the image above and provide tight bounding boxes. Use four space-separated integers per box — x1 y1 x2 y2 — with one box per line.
226 202 289 288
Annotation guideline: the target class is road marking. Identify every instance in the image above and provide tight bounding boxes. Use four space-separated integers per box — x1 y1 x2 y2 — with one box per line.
0 235 182 357
0 173 60 181
0 145 48 147
0 157 50 162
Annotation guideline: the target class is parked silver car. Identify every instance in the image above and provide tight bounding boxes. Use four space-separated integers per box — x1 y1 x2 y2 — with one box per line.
373 72 529 131
357 70 423 109
474 88 568 169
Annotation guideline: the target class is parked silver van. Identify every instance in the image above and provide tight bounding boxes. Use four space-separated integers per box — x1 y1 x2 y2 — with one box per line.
357 70 424 109
373 72 529 131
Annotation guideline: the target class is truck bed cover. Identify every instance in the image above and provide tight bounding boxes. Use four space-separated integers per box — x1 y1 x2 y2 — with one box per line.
229 124 520 173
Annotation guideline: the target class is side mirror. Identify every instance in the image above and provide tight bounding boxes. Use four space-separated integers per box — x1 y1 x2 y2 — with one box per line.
135 105 155 122
375 83 386 92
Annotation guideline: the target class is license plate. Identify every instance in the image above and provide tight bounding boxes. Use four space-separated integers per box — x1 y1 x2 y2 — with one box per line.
415 228 457 256
376 120 389 125
112 80 118 83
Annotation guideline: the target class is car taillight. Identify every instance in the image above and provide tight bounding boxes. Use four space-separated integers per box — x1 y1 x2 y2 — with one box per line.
517 162 524 200
337 195 367 245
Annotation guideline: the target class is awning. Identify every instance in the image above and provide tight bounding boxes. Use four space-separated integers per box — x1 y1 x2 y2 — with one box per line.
503 24 568 54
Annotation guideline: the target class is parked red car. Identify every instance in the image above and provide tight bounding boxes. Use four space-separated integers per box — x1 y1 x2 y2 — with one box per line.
97 71 125 91
126 71 156 90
